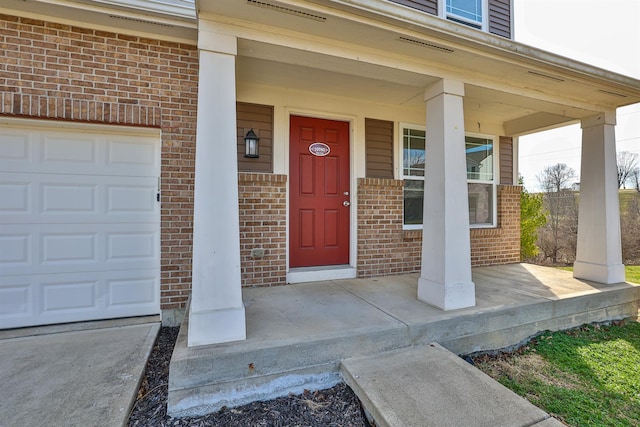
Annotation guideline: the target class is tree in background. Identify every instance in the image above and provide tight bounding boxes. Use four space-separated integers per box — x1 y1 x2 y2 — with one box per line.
520 179 547 260
536 163 577 264
617 151 639 189
630 167 640 192
618 188 640 264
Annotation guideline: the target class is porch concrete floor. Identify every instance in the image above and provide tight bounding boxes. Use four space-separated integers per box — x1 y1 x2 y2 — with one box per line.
168 263 640 419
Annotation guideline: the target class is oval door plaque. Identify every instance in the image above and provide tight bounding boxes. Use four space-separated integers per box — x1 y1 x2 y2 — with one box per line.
309 142 330 157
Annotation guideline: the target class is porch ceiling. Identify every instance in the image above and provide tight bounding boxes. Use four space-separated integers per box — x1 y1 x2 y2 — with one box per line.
202 0 640 135
236 41 598 133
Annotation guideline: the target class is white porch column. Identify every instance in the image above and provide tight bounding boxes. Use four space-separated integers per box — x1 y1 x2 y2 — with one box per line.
574 112 625 284
188 35 246 346
417 80 476 310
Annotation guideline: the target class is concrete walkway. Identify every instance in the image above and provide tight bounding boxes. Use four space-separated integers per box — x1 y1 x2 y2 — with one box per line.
0 320 159 427
342 343 565 427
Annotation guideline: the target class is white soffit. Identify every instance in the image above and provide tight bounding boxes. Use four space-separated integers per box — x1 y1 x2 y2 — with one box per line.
199 0 640 110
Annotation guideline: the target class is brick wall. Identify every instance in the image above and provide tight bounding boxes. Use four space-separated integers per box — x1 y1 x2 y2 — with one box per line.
357 179 521 277
0 14 198 310
357 178 421 277
470 185 521 266
238 173 287 287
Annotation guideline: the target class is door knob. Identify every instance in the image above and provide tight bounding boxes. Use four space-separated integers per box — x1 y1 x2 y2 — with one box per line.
343 201 350 207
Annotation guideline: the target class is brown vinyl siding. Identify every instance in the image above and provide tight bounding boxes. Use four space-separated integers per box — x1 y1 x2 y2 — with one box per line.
388 0 437 15
365 118 395 179
489 0 512 38
499 136 514 185
236 102 274 173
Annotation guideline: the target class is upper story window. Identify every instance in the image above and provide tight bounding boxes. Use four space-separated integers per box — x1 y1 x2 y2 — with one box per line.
388 0 511 38
401 125 497 229
445 0 484 29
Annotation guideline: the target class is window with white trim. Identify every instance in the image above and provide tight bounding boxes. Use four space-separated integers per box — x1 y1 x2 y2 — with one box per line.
466 134 496 227
401 126 497 228
442 0 485 29
401 126 426 227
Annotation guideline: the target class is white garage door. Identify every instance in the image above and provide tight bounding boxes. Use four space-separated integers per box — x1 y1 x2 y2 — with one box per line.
0 121 161 329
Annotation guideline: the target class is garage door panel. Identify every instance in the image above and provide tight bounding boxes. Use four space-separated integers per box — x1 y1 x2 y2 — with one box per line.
43 134 98 166
0 233 31 267
0 181 31 214
42 232 98 265
107 184 157 214
0 130 32 165
0 123 160 329
42 279 98 313
0 283 31 318
107 232 157 262
1 269 159 329
42 183 98 214
1 173 158 224
108 277 156 307
106 136 159 170
2 224 158 276
1 130 158 177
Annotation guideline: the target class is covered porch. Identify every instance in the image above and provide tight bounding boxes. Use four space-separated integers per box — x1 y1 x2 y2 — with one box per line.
188 0 640 347
168 263 640 417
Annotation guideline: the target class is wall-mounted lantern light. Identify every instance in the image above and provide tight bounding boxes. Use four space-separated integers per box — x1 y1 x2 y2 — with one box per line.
244 129 259 158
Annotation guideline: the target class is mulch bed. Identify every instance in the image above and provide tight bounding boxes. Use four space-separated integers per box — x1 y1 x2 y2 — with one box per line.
128 327 368 427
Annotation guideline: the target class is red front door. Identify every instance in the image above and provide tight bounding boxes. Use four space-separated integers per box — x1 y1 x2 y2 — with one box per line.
289 116 350 268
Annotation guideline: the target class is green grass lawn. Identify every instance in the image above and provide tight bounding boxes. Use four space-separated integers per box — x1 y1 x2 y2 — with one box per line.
626 266 640 283
474 321 640 427
557 265 640 284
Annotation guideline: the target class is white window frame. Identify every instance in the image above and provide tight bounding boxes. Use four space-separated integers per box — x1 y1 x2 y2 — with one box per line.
400 123 426 231
466 131 498 228
438 0 488 32
400 125 498 229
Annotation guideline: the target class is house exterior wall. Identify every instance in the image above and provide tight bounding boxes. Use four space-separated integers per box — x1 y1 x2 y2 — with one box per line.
238 173 287 287
0 14 198 312
0 13 521 306
356 178 422 277
355 179 520 278
470 184 521 266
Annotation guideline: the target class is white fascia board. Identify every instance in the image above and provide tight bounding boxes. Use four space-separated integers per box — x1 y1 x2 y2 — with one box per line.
33 0 196 24
83 0 195 20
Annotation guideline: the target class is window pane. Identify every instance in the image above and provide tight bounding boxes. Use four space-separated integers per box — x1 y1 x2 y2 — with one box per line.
466 136 493 181
447 0 482 23
468 183 493 225
403 128 426 177
404 180 424 225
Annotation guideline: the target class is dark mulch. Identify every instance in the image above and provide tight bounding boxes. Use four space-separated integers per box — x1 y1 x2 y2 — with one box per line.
128 327 368 427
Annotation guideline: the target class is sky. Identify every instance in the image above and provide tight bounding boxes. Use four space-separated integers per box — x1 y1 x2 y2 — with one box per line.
513 0 640 191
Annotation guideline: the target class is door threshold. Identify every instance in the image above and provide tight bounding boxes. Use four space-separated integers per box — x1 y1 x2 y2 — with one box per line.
287 265 357 283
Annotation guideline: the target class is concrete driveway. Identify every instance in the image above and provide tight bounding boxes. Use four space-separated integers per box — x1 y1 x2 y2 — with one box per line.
0 320 159 427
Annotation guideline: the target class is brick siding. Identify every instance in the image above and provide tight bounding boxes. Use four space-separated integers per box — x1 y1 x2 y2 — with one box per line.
0 14 198 310
357 178 421 277
238 173 287 287
470 185 521 266
357 179 521 277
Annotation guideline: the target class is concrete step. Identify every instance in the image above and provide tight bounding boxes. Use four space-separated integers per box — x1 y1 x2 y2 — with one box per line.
168 268 640 417
341 343 565 427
